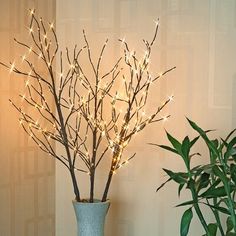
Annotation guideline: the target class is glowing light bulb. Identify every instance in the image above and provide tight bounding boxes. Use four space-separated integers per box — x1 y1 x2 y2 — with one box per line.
25 80 29 87
154 19 159 26
168 95 174 102
10 63 15 73
22 55 26 62
162 116 168 122
120 37 126 44
49 22 54 29
30 9 35 15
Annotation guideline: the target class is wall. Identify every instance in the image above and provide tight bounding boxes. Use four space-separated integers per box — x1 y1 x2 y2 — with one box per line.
0 1 56 235
55 0 236 235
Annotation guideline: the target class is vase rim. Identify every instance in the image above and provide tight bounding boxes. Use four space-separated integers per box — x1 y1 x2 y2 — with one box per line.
72 199 110 205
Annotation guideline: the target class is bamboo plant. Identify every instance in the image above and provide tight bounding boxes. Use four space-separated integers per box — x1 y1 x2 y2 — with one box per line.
152 118 236 236
1 10 175 202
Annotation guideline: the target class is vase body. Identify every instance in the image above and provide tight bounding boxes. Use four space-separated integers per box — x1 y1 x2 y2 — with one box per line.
73 200 110 236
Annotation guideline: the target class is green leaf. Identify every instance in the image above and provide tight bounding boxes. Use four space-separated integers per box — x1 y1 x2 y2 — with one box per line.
200 186 229 198
163 168 188 185
176 200 196 207
186 178 195 190
191 165 203 172
166 131 182 154
190 136 200 148
178 183 185 197
199 178 221 197
228 137 236 149
203 202 230 215
189 152 201 159
156 178 171 192
211 139 219 148
212 166 229 190
207 223 217 236
230 164 236 185
181 136 191 169
225 129 236 142
199 177 232 198
186 118 219 157
224 137 236 160
196 172 210 193
227 217 234 233
157 144 179 155
180 208 193 236
226 232 236 236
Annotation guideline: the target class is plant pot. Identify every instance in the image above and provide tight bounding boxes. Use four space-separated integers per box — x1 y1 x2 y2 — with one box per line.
73 200 110 236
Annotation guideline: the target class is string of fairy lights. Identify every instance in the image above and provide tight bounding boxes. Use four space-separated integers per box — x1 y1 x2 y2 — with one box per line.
1 9 176 202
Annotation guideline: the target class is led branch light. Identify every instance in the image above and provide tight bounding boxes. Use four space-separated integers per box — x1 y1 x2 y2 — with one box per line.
0 10 175 203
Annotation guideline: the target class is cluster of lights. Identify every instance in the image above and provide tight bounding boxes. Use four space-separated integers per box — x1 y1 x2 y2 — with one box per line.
7 9 176 195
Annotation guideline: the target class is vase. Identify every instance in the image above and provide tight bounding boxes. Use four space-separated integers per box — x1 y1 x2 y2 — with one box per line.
73 199 110 236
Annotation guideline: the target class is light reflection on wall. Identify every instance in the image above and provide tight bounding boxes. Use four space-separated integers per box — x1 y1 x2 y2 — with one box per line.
0 1 55 236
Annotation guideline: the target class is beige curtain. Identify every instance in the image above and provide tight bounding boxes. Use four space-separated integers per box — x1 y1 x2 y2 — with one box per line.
0 1 55 236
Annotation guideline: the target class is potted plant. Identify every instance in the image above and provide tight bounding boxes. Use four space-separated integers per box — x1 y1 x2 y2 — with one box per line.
1 9 175 236
151 118 236 236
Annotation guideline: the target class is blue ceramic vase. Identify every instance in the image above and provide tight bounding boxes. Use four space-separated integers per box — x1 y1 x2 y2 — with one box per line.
73 200 110 236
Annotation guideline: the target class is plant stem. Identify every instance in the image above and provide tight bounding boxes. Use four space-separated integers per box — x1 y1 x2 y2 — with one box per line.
102 170 113 202
102 148 121 202
211 198 225 236
90 170 95 202
189 185 210 235
49 68 81 201
90 129 97 202
209 156 224 235
193 202 210 234
221 165 236 232
227 195 236 232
